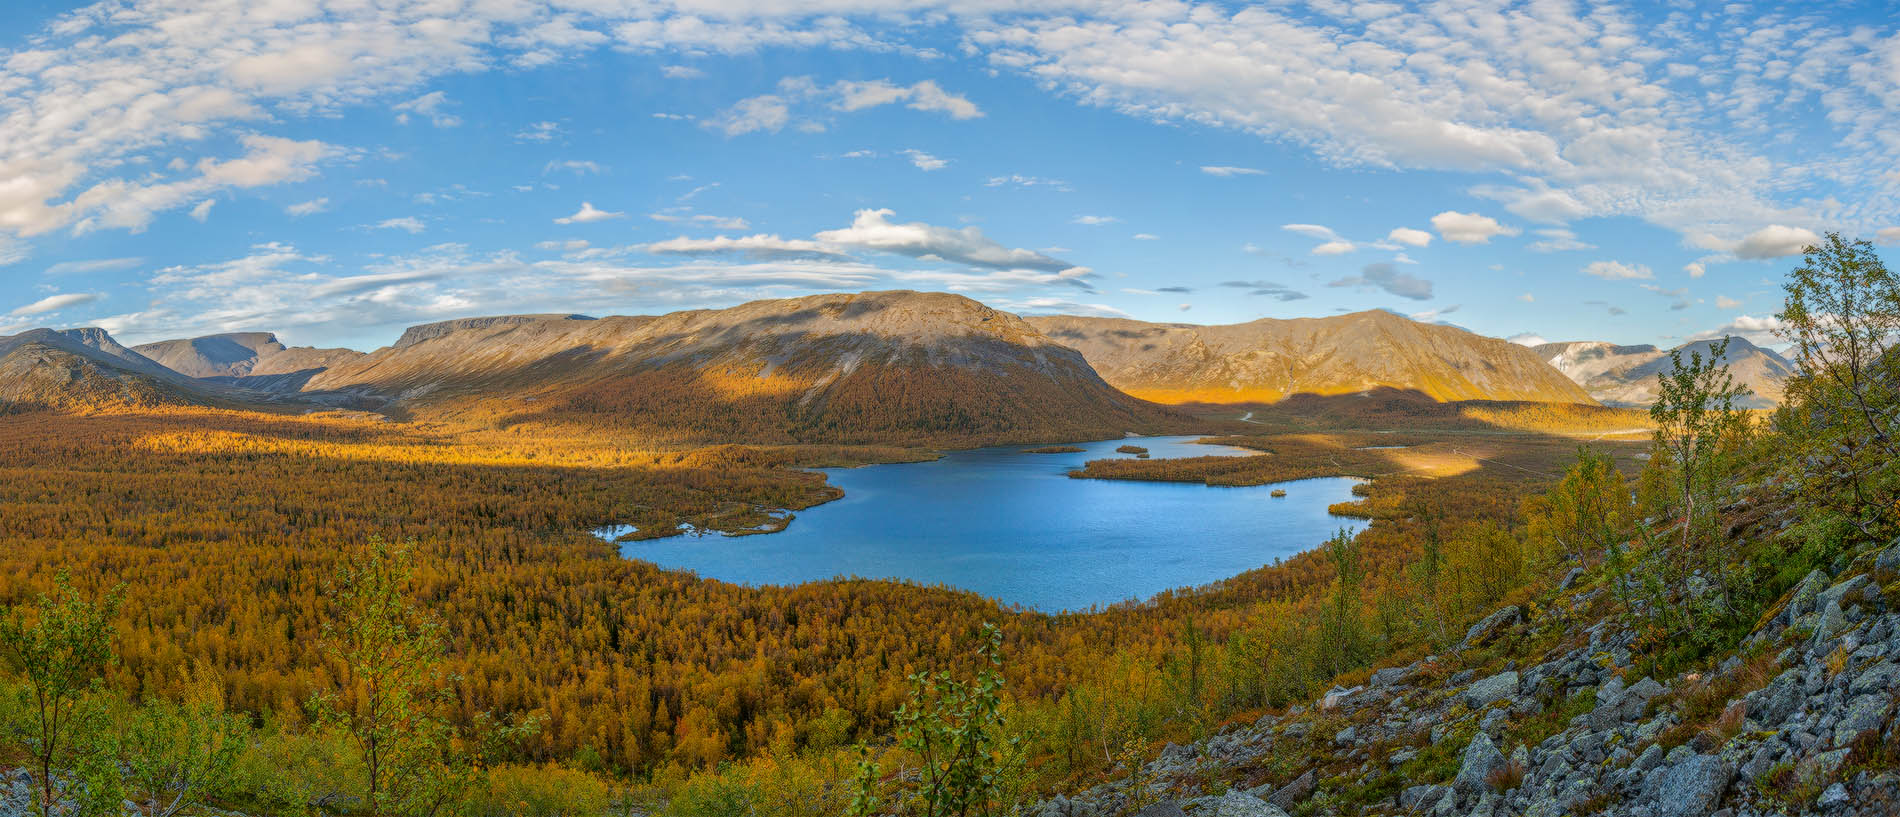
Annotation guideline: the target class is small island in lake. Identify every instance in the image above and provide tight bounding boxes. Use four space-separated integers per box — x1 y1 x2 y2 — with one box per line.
1271 489 1288 498
1116 444 1149 455
1024 445 1086 454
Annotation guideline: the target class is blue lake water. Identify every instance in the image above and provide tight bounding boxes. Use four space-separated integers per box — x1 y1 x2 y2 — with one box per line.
612 436 1368 613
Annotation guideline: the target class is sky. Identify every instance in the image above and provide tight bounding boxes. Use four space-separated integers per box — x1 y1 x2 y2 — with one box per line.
3 1 1899 353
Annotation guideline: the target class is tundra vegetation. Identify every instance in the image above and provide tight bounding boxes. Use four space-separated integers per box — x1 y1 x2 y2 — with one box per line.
0 234 1894 815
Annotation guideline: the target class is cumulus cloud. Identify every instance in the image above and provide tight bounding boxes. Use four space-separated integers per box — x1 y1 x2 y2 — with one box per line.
1328 262 1433 300
10 292 102 316
1508 333 1547 346
1200 166 1264 176
1431 211 1519 244
899 149 948 171
1386 228 1431 248
393 91 460 127
1716 295 1742 309
1879 227 1900 245
1583 260 1653 280
555 202 624 224
1284 224 1355 254
815 209 1080 273
1733 226 1822 260
189 200 216 223
707 76 980 137
1692 315 1786 346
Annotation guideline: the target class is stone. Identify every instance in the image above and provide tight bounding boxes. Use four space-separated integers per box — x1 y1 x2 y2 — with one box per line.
1788 569 1828 618
1591 675 1660 729
1267 770 1314 811
1400 784 1449 812
1832 693 1892 747
1371 665 1417 687
1197 791 1289 817
1876 538 1900 576
1460 606 1523 652
1464 671 1520 710
1334 726 1357 746
1646 755 1733 817
1134 802 1188 817
1454 732 1507 798
1559 566 1585 590
1817 782 1851 810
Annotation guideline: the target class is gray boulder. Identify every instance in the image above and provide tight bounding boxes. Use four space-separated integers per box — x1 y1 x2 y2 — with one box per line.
1464 671 1520 710
1832 693 1892 748
1196 791 1289 817
1453 732 1506 798
1645 754 1733 817
1134 802 1188 817
1460 606 1523 651
1400 784 1449 812
1267 770 1314 810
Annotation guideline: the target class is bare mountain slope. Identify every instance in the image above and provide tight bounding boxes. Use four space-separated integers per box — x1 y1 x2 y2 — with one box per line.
1025 310 1596 405
0 328 218 411
305 291 1190 443
133 332 365 389
1533 337 1791 407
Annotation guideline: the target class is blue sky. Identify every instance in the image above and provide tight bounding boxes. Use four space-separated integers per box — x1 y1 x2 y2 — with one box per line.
3 1 1898 352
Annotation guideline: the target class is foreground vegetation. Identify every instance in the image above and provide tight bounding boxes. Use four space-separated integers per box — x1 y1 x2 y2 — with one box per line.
2 233 1893 815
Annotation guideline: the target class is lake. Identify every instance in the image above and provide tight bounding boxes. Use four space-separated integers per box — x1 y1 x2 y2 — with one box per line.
609 435 1369 612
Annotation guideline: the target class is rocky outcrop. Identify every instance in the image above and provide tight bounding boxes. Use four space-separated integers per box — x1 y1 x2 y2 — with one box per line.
1029 536 1900 817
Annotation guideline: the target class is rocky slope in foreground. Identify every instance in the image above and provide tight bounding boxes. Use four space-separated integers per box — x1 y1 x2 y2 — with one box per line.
1533 338 1793 409
1027 311 1596 406
1034 543 1900 817
303 291 1191 443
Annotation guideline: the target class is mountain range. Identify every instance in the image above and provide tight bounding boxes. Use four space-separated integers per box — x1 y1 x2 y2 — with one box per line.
1532 337 1793 408
1026 310 1596 405
4 292 1800 430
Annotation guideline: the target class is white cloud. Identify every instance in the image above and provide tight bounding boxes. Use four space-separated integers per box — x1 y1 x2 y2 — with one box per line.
643 234 848 261
1527 228 1594 253
816 208 1079 273
189 200 216 223
374 217 426 234
661 65 705 79
544 160 605 175
1431 211 1519 245
707 93 793 136
1386 228 1431 248
708 77 981 138
287 198 330 217
554 202 623 225
393 91 460 127
515 122 563 143
1692 315 1785 346
1132 233 1158 241
1328 262 1432 300
899 149 948 171
1582 260 1653 280
44 258 141 275
1282 224 1338 241
1508 333 1547 347
1517 293 1534 303
11 292 101 316
1072 215 1118 226
649 212 750 230
1685 262 1706 279
1311 240 1355 256
1200 166 1264 176
1878 227 1900 245
1734 226 1821 260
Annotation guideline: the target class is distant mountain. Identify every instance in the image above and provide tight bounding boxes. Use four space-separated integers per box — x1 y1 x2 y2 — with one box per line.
302 291 1189 443
1024 310 1597 405
0 328 217 411
1532 337 1792 408
133 332 365 390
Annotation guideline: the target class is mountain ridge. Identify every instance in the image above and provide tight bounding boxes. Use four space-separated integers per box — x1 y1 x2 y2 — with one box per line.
1532 336 1792 407
1025 310 1597 405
